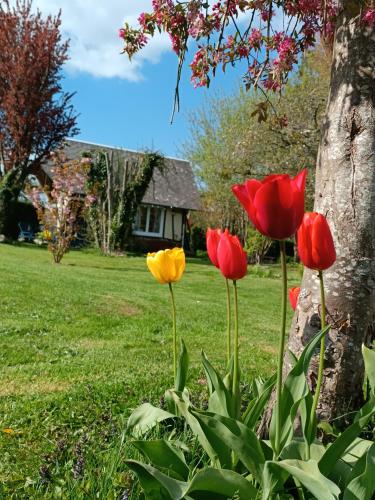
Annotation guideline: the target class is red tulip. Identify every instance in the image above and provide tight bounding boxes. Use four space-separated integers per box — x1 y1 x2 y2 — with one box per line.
297 212 336 271
206 228 221 268
232 169 307 240
289 287 300 310
217 229 247 281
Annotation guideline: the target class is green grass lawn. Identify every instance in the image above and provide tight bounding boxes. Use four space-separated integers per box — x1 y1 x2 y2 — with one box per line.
0 244 300 496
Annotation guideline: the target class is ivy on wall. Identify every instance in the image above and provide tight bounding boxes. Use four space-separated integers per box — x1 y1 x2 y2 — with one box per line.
85 150 165 253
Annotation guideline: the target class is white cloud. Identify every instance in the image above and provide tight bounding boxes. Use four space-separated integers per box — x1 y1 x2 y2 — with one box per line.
31 1 290 81
32 0 171 80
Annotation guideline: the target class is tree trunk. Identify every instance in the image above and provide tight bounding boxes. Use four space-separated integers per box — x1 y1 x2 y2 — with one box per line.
0 169 24 238
287 4 375 422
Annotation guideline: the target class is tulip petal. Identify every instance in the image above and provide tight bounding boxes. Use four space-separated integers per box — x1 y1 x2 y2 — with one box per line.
170 247 186 282
147 252 167 284
294 168 308 192
245 179 262 202
253 176 296 239
232 184 250 208
206 228 221 268
232 183 259 227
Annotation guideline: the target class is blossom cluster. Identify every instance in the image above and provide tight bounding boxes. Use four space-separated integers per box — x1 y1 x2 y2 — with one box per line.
119 0 340 91
362 8 375 27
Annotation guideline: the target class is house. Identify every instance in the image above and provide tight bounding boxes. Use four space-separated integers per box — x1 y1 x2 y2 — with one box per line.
37 139 200 251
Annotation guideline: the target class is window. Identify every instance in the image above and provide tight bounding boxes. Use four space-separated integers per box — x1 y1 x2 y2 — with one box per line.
133 205 165 236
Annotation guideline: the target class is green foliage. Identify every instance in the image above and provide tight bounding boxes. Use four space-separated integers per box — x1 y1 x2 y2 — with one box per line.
126 331 375 499
175 339 189 392
189 225 206 254
125 460 259 499
363 345 375 396
242 374 276 430
127 404 176 437
269 326 330 455
0 170 24 238
132 439 190 480
343 443 375 500
246 226 272 264
262 459 340 500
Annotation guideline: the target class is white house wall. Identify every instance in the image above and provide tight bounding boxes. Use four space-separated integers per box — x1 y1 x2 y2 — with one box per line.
164 209 183 241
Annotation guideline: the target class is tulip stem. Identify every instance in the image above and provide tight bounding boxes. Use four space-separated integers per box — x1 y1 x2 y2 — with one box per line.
310 271 326 434
232 280 239 411
168 282 177 380
275 240 287 458
225 278 231 366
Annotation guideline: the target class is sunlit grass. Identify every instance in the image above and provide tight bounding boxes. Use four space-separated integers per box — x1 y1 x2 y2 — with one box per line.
0 243 300 495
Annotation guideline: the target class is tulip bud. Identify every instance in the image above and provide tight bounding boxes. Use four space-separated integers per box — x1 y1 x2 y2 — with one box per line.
297 212 336 271
206 228 221 268
288 286 300 310
217 229 247 281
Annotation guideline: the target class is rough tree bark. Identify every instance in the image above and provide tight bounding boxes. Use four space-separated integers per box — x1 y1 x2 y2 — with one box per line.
287 2 375 422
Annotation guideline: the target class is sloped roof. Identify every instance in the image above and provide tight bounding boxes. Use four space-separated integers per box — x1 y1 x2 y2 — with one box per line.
42 139 201 211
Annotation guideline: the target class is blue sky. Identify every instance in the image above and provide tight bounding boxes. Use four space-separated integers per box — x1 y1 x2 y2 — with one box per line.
63 52 243 159
33 0 245 158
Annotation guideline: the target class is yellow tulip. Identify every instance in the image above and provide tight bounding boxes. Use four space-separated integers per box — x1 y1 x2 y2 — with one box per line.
146 247 185 284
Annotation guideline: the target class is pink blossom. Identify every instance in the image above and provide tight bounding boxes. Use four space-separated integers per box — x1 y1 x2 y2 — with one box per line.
226 35 235 49
138 12 147 29
362 8 375 27
249 28 262 49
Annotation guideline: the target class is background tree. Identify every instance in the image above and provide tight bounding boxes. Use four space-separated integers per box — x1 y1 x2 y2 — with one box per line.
185 47 330 242
0 0 77 238
28 152 89 264
119 0 375 421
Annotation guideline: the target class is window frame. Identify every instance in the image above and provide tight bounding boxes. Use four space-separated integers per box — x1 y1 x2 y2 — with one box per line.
133 204 166 237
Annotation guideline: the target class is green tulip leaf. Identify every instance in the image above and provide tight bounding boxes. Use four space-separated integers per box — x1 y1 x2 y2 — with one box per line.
300 389 316 447
340 438 374 466
288 349 299 367
190 409 265 481
175 338 189 393
165 389 224 467
127 403 176 437
185 467 258 499
125 459 187 499
362 345 375 395
262 459 340 500
269 325 330 454
319 397 375 476
201 352 233 418
343 443 375 500
279 439 325 462
327 438 374 491
242 373 276 430
132 439 189 480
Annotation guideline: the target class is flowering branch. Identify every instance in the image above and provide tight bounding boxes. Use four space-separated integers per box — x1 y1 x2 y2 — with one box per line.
28 151 90 263
119 0 346 96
